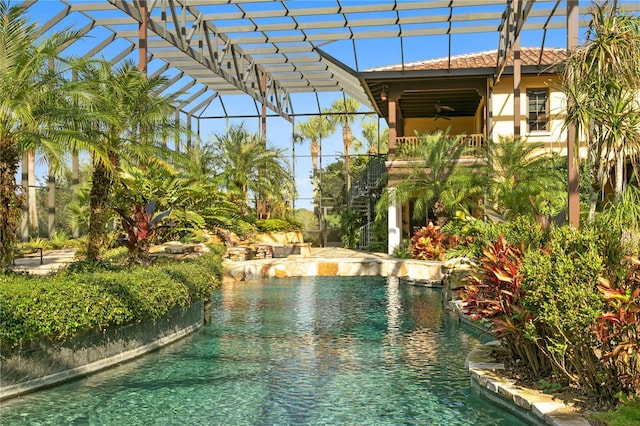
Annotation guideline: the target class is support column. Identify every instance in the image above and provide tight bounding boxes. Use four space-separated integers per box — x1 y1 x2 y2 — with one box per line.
566 0 580 227
513 23 521 138
138 0 148 74
185 113 192 151
387 95 398 157
260 71 267 138
27 150 37 230
173 108 180 149
20 154 28 241
72 152 79 239
387 188 402 255
485 78 493 141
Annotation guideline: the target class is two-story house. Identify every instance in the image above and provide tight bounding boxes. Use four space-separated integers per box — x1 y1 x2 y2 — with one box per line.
359 47 570 253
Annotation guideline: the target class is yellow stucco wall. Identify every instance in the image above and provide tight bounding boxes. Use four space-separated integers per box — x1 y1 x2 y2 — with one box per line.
404 116 478 136
491 75 567 153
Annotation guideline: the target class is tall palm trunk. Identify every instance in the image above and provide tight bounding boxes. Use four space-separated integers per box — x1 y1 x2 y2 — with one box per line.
614 154 624 202
343 126 352 210
311 139 319 205
27 150 37 229
87 152 117 260
0 138 24 268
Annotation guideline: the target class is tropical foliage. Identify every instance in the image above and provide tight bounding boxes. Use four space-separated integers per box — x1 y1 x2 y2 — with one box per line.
481 136 566 220
377 130 479 225
360 116 388 155
456 221 640 401
113 200 173 263
560 4 640 221
208 123 294 219
327 98 362 211
409 223 457 261
72 60 182 260
0 1 88 269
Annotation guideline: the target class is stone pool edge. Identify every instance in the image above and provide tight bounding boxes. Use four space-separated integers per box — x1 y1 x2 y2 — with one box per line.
454 301 591 426
222 256 443 283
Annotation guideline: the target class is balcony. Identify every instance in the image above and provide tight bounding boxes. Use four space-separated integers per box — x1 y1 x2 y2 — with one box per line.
394 134 485 159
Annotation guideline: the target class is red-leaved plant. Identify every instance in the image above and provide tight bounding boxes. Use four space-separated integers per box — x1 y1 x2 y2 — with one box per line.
459 235 548 376
410 222 459 261
114 200 173 263
459 235 524 319
597 256 640 395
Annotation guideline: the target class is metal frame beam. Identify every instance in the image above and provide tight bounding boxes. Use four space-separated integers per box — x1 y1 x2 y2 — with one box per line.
108 0 293 122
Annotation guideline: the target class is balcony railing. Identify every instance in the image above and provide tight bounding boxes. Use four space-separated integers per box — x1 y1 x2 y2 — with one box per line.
394 134 484 158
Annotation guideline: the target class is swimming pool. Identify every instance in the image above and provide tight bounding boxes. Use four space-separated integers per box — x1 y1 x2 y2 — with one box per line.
0 276 527 425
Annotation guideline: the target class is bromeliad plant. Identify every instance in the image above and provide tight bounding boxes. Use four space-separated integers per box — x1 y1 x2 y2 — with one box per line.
113 200 173 263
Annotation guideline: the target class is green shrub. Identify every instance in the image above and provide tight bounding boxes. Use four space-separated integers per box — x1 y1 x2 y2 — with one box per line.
520 226 610 397
0 275 132 347
392 239 412 259
441 214 502 259
340 210 364 249
501 215 548 251
0 253 222 351
590 217 639 280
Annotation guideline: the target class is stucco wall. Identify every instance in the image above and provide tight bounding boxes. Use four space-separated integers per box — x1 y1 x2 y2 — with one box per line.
405 116 478 136
491 75 567 153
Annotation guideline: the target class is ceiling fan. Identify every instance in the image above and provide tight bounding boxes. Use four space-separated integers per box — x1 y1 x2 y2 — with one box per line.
434 100 454 120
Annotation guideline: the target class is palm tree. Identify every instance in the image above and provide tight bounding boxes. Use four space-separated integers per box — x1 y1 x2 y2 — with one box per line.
209 123 294 217
377 130 477 225
360 116 388 155
74 60 181 260
295 115 335 210
561 4 640 222
481 136 565 220
0 1 88 268
327 98 361 211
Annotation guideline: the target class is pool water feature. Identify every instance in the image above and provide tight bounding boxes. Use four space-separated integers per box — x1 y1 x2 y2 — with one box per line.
0 276 527 425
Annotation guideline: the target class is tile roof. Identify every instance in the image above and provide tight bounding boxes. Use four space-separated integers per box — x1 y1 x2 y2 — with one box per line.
367 48 567 72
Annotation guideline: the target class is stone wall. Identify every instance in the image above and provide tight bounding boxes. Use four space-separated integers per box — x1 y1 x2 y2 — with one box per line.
254 231 304 244
223 258 443 283
1 301 203 401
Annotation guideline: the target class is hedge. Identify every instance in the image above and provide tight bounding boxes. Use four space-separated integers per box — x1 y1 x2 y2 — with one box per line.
0 252 223 351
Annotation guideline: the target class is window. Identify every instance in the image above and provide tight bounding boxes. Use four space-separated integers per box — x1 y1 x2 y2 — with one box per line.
527 88 549 133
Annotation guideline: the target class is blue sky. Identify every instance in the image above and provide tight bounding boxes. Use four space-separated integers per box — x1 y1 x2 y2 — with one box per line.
22 0 631 210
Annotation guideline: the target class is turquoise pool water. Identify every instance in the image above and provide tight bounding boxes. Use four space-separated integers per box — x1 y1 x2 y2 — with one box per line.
0 276 527 425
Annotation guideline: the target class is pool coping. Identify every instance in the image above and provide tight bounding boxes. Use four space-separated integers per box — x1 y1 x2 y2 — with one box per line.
465 343 591 426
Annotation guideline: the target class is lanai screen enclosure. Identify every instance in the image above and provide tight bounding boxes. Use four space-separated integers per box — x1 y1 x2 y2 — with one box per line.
18 0 640 247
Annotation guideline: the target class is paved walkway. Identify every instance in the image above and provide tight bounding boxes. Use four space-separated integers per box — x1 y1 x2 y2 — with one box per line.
10 249 77 275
